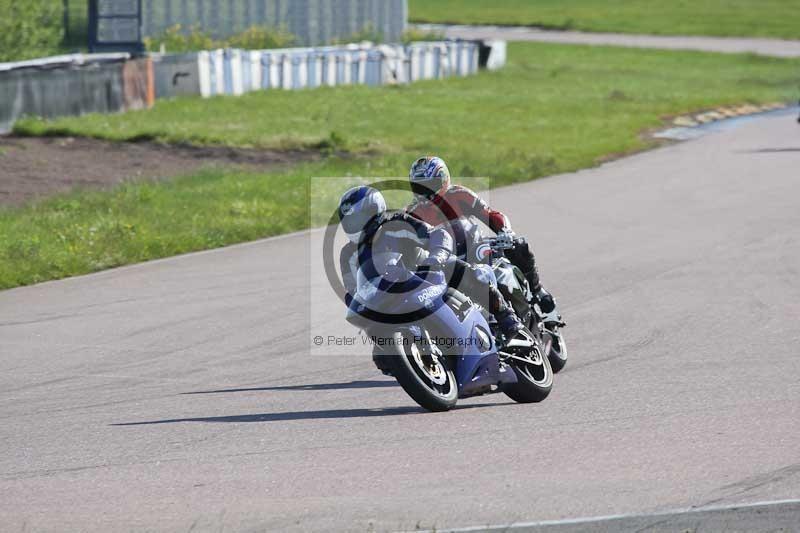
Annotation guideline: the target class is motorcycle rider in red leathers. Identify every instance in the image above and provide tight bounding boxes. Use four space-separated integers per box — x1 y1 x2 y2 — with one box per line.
405 156 562 325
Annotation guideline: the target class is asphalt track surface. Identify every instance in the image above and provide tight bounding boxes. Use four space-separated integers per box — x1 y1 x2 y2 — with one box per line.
419 24 800 58
2 111 800 532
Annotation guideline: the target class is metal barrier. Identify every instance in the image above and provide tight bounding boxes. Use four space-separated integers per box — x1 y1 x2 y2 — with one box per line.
0 54 154 134
195 40 484 97
0 40 504 133
137 0 408 46
152 53 202 99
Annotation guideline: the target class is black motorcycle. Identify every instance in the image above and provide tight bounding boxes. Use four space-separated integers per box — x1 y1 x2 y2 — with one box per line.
473 231 568 374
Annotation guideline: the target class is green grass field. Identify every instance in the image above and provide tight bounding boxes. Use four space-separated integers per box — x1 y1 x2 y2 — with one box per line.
409 0 800 40
4 42 800 289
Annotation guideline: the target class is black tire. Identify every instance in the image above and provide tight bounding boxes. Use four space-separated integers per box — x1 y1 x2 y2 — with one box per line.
372 347 394 376
387 331 458 412
503 331 553 403
545 328 568 373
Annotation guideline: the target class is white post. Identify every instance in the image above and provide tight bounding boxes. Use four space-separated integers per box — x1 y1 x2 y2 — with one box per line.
198 51 211 97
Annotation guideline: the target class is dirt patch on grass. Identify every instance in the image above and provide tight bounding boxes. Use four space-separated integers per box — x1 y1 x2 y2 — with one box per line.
0 136 320 206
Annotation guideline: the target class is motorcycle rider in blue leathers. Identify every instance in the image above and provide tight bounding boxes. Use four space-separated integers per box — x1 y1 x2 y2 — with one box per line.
337 186 523 343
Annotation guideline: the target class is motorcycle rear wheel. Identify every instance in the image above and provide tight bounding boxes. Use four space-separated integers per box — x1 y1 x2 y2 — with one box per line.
545 328 568 373
388 332 458 412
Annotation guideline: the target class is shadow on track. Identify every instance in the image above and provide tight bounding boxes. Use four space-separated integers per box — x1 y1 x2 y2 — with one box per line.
182 380 397 395
111 402 511 426
741 147 800 153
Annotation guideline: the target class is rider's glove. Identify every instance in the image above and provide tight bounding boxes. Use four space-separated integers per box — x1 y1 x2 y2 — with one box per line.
419 228 453 270
419 254 447 269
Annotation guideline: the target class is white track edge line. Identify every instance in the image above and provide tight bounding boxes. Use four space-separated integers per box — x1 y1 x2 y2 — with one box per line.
407 498 800 533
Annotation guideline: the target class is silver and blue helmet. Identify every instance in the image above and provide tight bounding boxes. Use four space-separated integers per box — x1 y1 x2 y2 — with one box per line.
338 186 386 244
409 156 451 199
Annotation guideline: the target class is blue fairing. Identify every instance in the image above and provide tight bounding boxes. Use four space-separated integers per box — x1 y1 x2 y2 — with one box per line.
354 265 517 397
454 306 501 395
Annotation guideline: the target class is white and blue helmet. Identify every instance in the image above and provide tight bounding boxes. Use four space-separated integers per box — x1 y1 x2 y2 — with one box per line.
338 186 386 244
409 156 451 199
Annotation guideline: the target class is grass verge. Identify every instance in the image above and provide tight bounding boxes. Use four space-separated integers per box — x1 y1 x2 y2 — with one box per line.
409 0 800 40
4 42 800 289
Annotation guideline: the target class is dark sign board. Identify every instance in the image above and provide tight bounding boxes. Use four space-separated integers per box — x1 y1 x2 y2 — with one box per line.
89 0 144 53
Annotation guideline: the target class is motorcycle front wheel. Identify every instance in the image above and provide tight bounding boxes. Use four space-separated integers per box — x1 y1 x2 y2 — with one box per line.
503 330 553 403
388 331 458 412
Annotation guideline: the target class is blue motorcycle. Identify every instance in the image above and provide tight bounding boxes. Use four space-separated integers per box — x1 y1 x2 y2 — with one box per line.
346 250 553 412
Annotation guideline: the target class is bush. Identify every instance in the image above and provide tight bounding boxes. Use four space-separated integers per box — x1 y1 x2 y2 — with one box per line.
143 25 215 53
144 24 296 53
332 25 446 46
226 26 296 50
0 0 64 62
331 23 384 45
401 28 446 44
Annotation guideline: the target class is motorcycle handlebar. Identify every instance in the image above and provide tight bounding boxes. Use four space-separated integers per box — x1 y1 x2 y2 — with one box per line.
483 237 514 252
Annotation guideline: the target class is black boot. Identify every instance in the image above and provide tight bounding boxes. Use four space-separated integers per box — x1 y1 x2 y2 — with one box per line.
534 287 563 326
496 307 523 340
535 287 556 314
